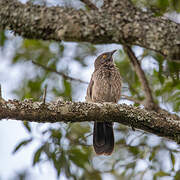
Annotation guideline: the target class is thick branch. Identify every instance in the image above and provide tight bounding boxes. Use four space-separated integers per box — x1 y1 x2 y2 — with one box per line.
1 0 180 60
0 99 180 143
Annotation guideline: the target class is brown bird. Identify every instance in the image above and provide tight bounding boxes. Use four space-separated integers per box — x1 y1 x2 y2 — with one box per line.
86 50 122 155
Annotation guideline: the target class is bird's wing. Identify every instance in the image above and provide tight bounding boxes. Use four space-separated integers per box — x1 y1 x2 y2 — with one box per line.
85 75 94 102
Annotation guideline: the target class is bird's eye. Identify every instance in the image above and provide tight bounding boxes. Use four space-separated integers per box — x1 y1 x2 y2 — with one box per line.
102 54 107 59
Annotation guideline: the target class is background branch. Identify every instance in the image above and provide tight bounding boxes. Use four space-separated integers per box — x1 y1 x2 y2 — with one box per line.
121 95 142 104
123 45 158 110
122 46 180 120
0 99 180 143
32 61 144 105
42 85 47 104
32 61 88 84
80 0 98 10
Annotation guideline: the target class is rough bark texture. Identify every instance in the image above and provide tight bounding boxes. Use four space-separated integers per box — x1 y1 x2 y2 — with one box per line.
0 0 180 60
0 99 180 143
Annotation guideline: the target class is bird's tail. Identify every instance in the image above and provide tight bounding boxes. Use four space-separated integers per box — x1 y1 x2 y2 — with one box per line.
93 121 114 155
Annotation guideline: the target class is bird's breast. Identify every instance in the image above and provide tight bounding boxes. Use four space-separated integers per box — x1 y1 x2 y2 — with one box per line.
92 67 122 103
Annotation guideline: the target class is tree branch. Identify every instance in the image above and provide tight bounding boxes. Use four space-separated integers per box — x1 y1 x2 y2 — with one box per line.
80 0 98 10
42 85 47 104
32 61 88 84
1 0 180 60
121 95 142 105
0 99 180 143
122 46 180 121
123 45 158 110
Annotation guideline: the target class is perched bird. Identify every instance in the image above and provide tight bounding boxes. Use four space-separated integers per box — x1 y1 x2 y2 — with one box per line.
86 50 122 155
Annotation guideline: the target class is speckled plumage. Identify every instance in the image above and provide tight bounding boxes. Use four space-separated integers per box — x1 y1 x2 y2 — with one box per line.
86 50 122 155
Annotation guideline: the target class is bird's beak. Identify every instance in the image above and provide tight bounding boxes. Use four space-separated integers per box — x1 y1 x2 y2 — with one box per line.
110 49 117 56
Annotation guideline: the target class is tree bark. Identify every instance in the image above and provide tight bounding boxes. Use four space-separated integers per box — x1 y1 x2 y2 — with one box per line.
0 0 180 60
0 99 180 144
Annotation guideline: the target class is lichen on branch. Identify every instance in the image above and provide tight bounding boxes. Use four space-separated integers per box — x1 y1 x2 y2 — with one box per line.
0 99 180 144
0 0 180 60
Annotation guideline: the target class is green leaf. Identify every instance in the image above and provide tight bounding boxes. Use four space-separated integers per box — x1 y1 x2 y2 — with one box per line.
69 147 89 168
23 121 31 133
172 0 180 12
13 138 32 154
81 170 101 180
128 146 139 156
157 0 169 9
154 171 170 177
50 129 62 144
67 123 90 138
170 152 175 170
51 129 62 139
149 150 156 161
0 30 6 47
174 171 180 180
51 151 66 177
33 146 44 166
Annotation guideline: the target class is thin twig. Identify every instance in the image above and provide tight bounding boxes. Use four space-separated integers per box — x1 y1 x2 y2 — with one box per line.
80 0 98 10
84 132 93 138
42 85 47 104
123 45 158 111
32 61 88 84
121 95 142 104
127 132 146 145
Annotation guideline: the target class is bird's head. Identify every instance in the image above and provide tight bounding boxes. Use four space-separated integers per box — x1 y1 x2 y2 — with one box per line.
94 50 117 69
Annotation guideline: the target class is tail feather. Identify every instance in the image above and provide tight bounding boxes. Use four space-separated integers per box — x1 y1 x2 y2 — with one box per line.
93 122 114 155
104 122 114 155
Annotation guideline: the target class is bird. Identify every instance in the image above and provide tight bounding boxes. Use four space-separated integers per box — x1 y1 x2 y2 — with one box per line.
86 50 122 155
